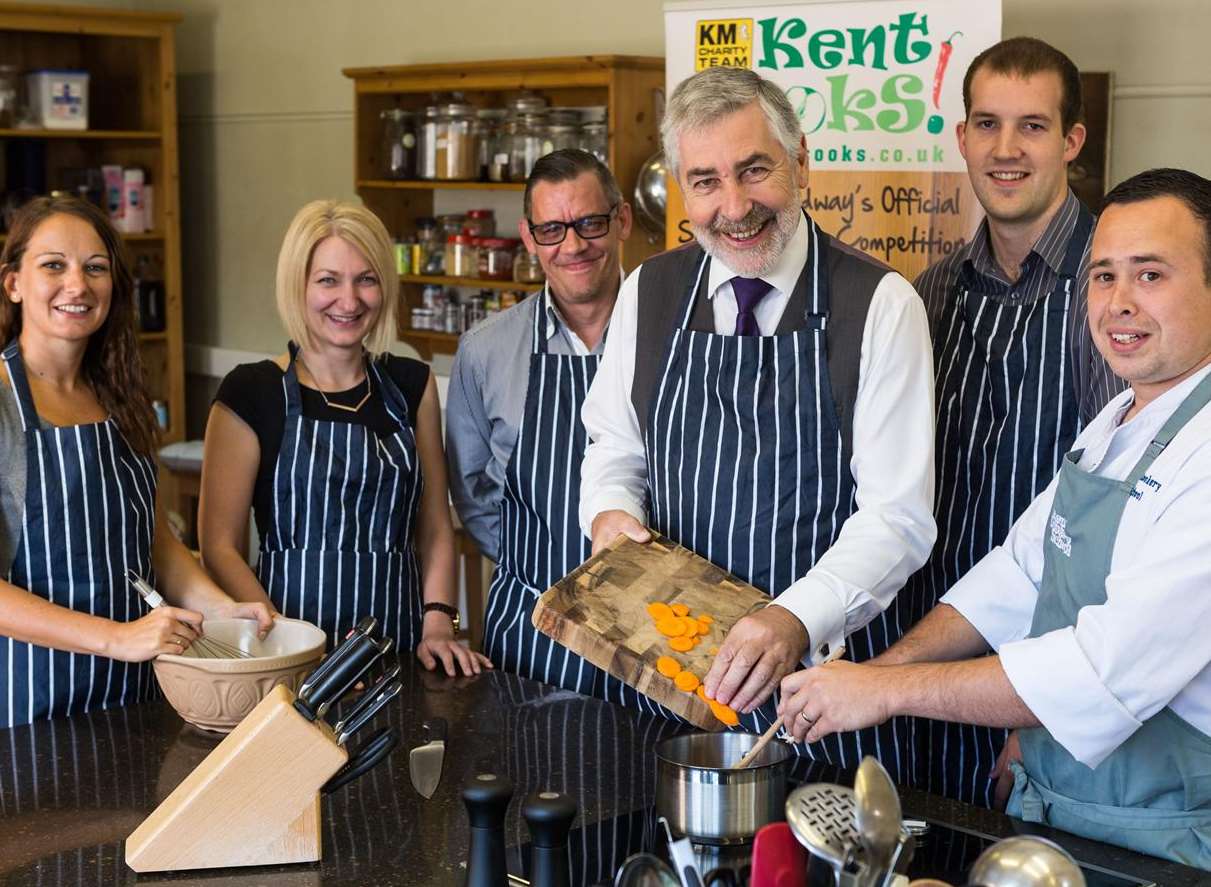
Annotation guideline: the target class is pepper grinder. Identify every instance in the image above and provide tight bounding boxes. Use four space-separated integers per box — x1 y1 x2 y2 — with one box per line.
522 790 577 887
462 772 513 887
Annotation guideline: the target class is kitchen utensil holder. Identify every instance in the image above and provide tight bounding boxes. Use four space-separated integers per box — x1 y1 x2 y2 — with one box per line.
125 683 348 872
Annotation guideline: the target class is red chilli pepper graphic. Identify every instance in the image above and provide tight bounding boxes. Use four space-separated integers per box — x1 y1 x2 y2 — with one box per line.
933 30 963 108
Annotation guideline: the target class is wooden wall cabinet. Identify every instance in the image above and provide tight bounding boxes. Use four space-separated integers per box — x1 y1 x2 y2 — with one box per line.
342 55 665 358
0 2 184 442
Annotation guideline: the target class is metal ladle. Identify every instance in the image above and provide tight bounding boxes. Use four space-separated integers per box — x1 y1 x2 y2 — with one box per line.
853 756 904 885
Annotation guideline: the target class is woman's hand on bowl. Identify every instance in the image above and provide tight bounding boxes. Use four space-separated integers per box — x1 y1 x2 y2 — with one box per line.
108 607 203 661
206 600 276 639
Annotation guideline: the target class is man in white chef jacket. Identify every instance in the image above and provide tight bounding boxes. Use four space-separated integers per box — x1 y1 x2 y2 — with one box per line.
777 168 1211 868
578 65 936 771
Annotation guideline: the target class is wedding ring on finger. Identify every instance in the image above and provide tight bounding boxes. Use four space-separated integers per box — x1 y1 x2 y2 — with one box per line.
799 710 816 725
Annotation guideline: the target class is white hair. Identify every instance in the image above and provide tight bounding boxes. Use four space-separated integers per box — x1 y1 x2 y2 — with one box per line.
661 67 803 175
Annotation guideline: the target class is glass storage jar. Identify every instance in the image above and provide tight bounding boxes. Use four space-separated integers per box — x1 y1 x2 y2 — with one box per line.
513 250 545 284
541 122 580 157
434 102 477 180
444 234 478 278
508 113 547 182
463 208 496 238
507 91 548 116
478 238 518 280
473 109 507 181
580 121 608 163
415 217 443 275
416 105 441 180
380 109 417 179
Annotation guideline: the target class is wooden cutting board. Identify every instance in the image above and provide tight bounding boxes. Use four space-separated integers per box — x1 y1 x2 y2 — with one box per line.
533 533 770 730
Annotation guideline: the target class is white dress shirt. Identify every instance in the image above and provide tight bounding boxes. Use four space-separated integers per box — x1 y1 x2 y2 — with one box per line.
579 215 937 660
942 364 1211 769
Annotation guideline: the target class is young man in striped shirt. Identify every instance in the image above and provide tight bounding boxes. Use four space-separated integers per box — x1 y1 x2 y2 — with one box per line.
890 37 1125 807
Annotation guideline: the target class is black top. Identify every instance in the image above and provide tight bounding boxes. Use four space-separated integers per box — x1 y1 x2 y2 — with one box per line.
214 355 430 546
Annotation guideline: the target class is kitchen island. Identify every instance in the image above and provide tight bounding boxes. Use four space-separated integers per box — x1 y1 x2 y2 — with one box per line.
0 657 1203 886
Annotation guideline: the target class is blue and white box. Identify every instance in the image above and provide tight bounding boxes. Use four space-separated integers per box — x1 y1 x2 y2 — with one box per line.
26 69 89 130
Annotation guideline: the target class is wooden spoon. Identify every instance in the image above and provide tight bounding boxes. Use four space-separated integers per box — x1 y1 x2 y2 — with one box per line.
732 644 845 768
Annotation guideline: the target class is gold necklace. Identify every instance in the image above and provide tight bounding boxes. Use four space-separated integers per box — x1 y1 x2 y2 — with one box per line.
297 354 372 413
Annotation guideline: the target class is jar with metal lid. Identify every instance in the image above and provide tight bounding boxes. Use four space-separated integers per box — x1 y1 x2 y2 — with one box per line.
465 296 487 330
416 105 441 180
513 250 545 284
434 102 477 180
445 234 478 278
380 109 417 179
415 217 443 275
421 284 446 311
507 91 548 116
580 120 608 163
472 109 507 182
508 113 547 182
444 301 467 334
545 108 581 126
463 209 496 238
478 237 518 280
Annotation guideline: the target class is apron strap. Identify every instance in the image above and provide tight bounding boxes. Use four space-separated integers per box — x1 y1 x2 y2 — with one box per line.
1057 206 1095 282
283 341 305 419
804 219 831 330
368 355 413 430
1120 369 1211 490
1 340 41 433
532 287 549 355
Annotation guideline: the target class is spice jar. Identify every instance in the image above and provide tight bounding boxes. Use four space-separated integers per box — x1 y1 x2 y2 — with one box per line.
473 109 507 182
542 122 580 157
507 92 549 116
478 237 518 280
463 209 496 238
437 213 466 240
380 109 417 179
513 250 545 284
416 105 441 180
445 234 478 278
415 217 443 275
434 102 477 180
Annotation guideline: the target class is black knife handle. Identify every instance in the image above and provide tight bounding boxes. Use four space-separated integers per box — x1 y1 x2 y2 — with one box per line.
462 773 513 887
522 790 576 887
321 727 397 794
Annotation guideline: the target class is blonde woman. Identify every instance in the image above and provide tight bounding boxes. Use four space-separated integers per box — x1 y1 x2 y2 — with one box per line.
200 200 488 676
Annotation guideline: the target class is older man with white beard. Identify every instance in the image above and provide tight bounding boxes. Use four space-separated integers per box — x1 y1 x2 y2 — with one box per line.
578 66 937 775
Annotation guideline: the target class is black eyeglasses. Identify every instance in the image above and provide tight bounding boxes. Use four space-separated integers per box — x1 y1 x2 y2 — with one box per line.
527 204 619 246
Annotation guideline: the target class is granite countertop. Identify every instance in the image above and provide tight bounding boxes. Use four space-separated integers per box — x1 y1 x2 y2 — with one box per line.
0 656 1203 886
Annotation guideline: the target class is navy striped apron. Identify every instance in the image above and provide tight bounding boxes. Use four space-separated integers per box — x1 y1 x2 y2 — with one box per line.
1 341 157 729
256 345 423 651
644 223 904 773
901 208 1093 806
483 291 622 696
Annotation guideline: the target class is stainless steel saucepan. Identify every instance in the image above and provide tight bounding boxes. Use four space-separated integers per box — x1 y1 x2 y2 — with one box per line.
655 731 792 845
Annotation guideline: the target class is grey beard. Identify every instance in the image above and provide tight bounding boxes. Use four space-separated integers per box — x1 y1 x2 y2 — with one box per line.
692 200 802 278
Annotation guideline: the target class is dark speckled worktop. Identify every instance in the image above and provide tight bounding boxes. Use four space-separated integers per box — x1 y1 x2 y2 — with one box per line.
0 656 1204 886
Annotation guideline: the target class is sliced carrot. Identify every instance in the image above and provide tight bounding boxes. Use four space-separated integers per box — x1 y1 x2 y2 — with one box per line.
656 656 681 678
696 685 709 701
674 671 700 692
698 614 714 624
647 601 674 621
669 636 694 652
657 616 685 637
697 618 712 634
670 603 690 617
709 700 740 726
681 618 699 638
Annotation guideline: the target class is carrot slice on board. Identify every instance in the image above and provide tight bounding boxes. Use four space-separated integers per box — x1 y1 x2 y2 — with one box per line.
670 603 690 617
674 671 700 692
698 614 714 624
647 602 674 621
681 618 699 638
709 700 740 726
669 636 694 652
657 616 685 637
697 618 712 634
696 685 709 701
656 656 681 678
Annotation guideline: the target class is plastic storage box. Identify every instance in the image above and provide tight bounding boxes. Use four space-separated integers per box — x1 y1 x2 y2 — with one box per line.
25 70 89 130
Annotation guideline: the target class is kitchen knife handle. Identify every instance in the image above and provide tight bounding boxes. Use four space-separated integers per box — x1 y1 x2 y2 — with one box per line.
321 727 398 794
296 616 378 715
295 637 378 720
316 636 395 721
336 680 402 745
332 663 402 731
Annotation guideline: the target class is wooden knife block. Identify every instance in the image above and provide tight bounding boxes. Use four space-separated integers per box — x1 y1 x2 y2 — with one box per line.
126 683 348 872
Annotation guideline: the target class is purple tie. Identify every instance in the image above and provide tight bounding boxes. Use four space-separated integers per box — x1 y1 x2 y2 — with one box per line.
730 276 773 336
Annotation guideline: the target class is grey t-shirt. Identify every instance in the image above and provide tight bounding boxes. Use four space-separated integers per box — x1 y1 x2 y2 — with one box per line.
0 381 29 576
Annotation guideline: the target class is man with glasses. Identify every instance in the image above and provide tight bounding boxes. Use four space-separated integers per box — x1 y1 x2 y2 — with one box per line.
578 67 936 772
446 148 634 694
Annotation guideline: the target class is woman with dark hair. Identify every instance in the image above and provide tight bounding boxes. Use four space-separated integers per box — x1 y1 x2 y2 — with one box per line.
0 196 273 728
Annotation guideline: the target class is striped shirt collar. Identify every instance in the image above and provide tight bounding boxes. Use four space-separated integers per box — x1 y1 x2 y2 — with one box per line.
963 189 1084 283
542 284 609 356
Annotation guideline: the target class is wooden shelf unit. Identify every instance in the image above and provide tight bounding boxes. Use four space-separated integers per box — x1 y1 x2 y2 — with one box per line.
343 55 664 357
0 3 185 443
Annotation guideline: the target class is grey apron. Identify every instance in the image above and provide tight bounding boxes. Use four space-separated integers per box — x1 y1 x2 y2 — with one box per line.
1006 370 1211 867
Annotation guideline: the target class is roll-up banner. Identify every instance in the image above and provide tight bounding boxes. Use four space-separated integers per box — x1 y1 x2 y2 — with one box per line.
663 0 1001 281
